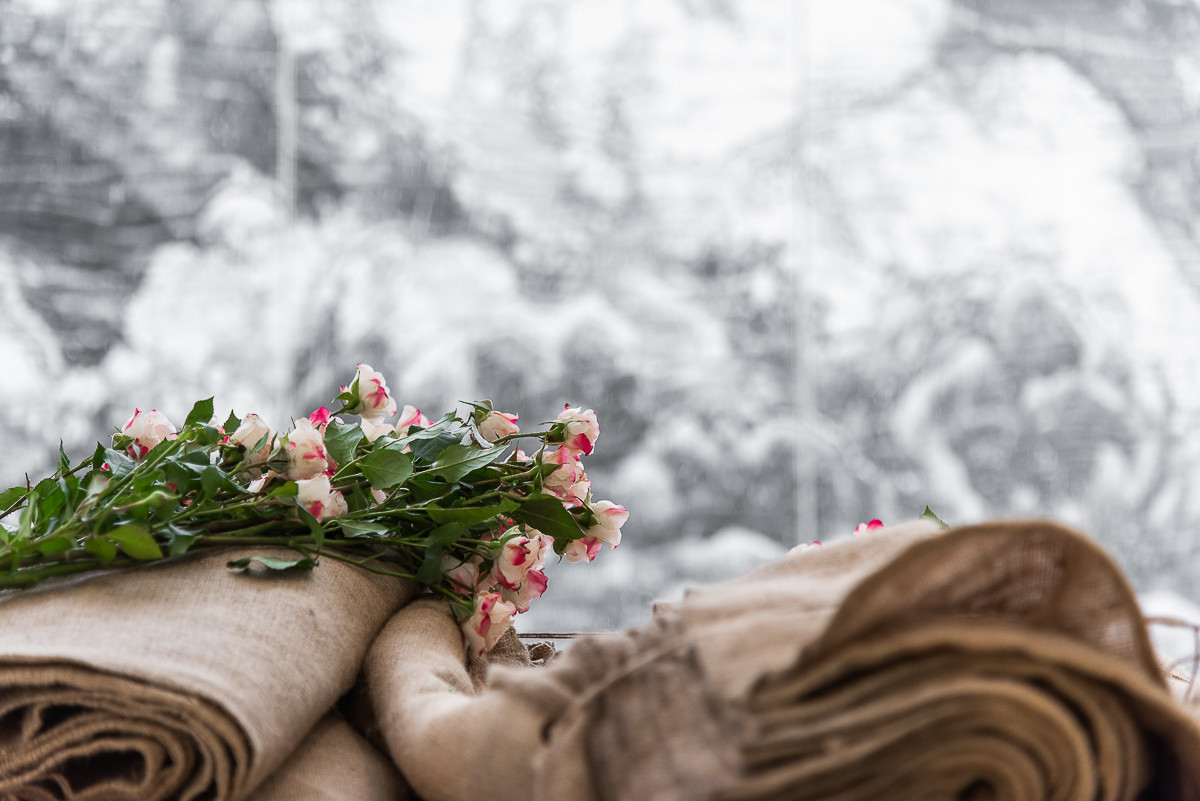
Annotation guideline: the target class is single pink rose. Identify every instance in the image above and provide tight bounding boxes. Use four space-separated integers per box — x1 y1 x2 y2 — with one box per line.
494 533 550 590
556 405 599 456
395 404 431 436
478 410 520 443
500 569 548 614
308 407 333 429
463 592 518 657
347 364 398 421
441 553 483 594
228 413 273 466
295 475 347 522
122 408 177 459
562 536 603 563
854 519 885 535
539 447 587 501
282 418 329 481
585 500 628 550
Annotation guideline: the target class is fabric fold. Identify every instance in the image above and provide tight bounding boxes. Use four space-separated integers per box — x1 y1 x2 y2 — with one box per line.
0 547 415 801
364 520 1200 801
244 712 409 801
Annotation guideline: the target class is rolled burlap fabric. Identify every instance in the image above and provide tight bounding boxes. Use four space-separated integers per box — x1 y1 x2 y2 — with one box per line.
244 712 409 801
0 547 415 801
364 520 1200 801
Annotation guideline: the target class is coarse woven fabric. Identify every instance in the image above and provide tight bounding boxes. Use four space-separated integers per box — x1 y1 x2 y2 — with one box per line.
0 546 416 801
244 712 410 801
366 520 1200 801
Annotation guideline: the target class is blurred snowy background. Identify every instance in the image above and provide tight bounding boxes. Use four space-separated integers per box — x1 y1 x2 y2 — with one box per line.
2 0 1200 641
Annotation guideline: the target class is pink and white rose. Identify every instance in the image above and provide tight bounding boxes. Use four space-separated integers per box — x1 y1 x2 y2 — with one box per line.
563 536 603 563
441 553 483 594
500 569 548 614
281 418 329 480
493 532 550 590
854 519 885 535
359 417 394 443
539 447 588 501
347 364 397 421
228 413 273 466
122 409 177 459
463 592 518 657
395 404 431 437
585 500 628 550
296 475 348 521
556 405 599 456
478 410 520 443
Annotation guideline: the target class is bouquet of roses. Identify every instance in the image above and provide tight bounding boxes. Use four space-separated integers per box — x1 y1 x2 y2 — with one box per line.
0 364 627 655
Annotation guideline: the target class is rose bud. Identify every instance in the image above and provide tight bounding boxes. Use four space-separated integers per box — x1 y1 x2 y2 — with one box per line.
122 408 177 459
344 363 398 422
228 413 273 466
477 410 520 443
462 592 518 657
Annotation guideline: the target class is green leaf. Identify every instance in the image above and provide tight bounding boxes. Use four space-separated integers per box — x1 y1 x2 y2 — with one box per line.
37 535 74 554
406 432 462 463
104 448 136 478
227 555 318 571
198 465 248 501
266 481 299 499
224 410 241 433
57 441 70 476
179 448 211 467
296 505 325 549
361 448 415 490
511 495 586 541
324 420 365 467
85 535 118 565
920 506 949 528
197 424 224 447
37 481 66 523
427 503 513 526
426 522 467 547
91 443 106 472
17 489 36 541
184 397 215 429
431 444 505 484
200 465 224 500
107 524 163 560
416 544 445 585
0 486 27 511
164 524 198 557
163 461 198 495
337 519 391 537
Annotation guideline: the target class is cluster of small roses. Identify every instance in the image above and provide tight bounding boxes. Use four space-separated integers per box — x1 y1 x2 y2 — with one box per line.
119 364 630 658
450 404 629 656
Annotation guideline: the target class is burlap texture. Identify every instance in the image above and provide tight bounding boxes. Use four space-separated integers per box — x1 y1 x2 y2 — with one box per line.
366 520 1200 801
0 547 416 801
244 712 409 801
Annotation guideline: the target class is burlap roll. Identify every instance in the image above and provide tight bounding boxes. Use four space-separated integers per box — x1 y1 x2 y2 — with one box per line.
366 520 1200 801
245 712 409 801
0 547 416 801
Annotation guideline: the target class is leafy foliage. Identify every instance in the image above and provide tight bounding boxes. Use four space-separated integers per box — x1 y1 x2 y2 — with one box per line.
0 382 615 613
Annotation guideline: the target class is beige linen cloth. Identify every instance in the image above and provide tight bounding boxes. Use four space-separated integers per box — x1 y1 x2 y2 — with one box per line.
365 520 1200 801
0 547 415 801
